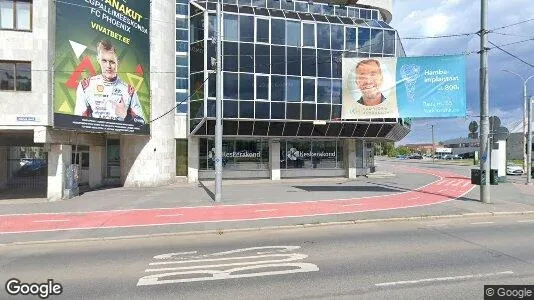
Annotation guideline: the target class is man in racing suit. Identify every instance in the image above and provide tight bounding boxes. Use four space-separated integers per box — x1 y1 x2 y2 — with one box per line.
74 40 145 124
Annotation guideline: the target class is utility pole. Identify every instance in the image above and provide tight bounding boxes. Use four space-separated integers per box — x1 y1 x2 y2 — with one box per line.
479 0 490 203
214 0 223 202
528 96 533 185
502 70 534 174
431 125 435 163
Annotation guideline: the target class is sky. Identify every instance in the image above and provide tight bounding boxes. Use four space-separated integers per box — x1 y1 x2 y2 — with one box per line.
391 0 534 145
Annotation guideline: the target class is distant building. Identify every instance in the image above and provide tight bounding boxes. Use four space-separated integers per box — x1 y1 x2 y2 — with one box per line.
404 144 435 155
441 138 479 156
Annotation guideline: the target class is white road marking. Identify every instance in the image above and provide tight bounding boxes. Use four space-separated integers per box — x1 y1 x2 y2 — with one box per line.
342 203 361 207
470 222 494 225
146 254 308 272
149 253 305 266
408 196 420 200
517 220 534 223
153 252 197 259
426 224 448 227
32 219 70 223
375 271 514 287
138 246 318 286
138 263 319 285
255 209 278 213
156 214 183 217
462 182 471 187
451 181 461 187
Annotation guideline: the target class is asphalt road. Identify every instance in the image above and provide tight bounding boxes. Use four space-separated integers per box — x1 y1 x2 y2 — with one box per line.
1 215 533 300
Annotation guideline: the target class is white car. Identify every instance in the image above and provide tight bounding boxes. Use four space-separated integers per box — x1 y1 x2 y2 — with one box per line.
506 163 524 175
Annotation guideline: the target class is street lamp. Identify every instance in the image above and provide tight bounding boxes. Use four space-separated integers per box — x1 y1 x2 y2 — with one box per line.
427 124 436 163
502 70 534 183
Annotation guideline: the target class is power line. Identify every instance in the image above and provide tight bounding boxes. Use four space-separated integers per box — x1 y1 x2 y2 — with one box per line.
144 76 209 125
488 40 534 68
400 32 476 40
490 17 534 32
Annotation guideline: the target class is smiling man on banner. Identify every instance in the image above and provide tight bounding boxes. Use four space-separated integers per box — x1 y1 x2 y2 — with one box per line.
75 40 145 124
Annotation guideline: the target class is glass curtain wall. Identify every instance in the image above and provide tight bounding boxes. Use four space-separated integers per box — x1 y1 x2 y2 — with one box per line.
189 2 397 131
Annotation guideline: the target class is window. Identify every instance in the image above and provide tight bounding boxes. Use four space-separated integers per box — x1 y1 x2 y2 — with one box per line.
370 28 383 53
255 75 269 100
0 61 30 91
331 25 344 50
345 27 357 50
358 27 371 53
285 20 300 47
223 72 238 99
302 23 315 47
224 14 238 41
255 44 270 74
317 24 330 49
0 0 31 30
239 73 254 100
286 47 301 76
302 78 316 102
240 15 254 42
383 30 396 55
271 19 285 45
286 76 301 102
271 75 285 101
317 78 331 104
256 18 269 43
190 14 204 42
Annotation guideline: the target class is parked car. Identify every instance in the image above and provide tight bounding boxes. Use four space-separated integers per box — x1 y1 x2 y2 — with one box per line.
408 154 423 159
506 163 524 175
16 159 47 176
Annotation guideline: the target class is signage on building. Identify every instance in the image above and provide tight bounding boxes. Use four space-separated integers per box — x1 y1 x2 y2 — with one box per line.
436 147 452 153
208 148 261 160
342 55 467 119
286 148 336 160
53 0 151 135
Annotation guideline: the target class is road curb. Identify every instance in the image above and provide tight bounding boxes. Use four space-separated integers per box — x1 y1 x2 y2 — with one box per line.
2 210 534 247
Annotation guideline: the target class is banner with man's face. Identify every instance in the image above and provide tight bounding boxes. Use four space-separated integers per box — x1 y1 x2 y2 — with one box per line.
342 55 467 119
54 0 150 135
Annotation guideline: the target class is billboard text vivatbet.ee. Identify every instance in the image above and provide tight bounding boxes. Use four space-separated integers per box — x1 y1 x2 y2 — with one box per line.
54 0 150 134
342 55 467 119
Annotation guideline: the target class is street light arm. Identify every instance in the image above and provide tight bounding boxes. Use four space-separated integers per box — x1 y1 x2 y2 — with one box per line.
526 74 534 85
502 69 525 82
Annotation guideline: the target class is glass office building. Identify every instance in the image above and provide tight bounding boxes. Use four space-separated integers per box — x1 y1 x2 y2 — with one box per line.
177 0 410 180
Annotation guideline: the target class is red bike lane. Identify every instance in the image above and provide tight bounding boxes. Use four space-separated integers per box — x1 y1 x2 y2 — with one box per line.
0 167 474 234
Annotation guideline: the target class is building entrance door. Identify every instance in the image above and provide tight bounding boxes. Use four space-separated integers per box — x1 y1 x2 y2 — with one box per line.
72 146 90 186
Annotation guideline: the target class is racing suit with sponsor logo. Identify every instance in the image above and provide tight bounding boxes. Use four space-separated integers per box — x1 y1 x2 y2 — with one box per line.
74 75 145 124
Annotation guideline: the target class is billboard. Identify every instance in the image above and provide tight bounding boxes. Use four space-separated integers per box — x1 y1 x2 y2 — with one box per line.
54 0 150 134
342 55 466 119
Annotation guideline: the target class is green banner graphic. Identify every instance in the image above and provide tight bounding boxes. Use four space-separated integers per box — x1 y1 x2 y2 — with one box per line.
54 0 150 134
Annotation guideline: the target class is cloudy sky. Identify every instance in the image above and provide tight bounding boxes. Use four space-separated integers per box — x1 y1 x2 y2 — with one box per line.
391 0 534 144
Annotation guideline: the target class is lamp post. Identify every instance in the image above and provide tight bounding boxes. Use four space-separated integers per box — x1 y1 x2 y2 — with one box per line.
502 70 534 179
428 124 435 163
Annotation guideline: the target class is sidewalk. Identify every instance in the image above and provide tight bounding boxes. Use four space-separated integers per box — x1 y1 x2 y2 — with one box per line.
1 160 533 244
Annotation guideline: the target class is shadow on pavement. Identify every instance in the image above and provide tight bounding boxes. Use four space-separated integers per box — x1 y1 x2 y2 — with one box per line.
198 180 215 202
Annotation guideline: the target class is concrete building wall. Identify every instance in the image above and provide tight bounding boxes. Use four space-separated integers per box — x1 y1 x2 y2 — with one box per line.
120 1 176 187
0 0 53 127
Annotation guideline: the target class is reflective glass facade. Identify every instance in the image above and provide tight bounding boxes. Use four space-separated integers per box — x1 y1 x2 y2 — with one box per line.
181 1 409 139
